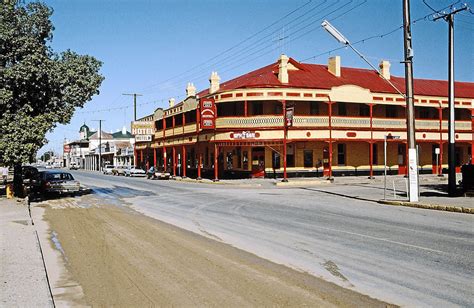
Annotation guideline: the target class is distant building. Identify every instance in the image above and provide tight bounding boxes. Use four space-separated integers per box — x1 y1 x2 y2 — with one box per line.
64 124 134 170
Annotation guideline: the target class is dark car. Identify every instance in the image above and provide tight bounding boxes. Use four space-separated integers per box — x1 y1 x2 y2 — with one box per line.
37 170 80 195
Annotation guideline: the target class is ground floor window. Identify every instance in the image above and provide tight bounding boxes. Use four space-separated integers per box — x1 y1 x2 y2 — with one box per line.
226 152 233 170
372 143 378 165
236 147 242 168
272 151 280 169
455 147 462 166
286 154 295 167
337 144 346 165
243 151 249 170
304 150 313 168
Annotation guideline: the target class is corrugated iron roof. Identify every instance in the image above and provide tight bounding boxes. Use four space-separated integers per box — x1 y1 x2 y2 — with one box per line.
196 57 474 99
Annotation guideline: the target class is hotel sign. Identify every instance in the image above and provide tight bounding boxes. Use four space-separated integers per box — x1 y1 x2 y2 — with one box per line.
200 98 216 130
131 121 154 135
135 135 152 142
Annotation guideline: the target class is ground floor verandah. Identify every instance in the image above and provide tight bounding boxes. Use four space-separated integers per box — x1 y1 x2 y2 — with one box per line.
135 140 472 180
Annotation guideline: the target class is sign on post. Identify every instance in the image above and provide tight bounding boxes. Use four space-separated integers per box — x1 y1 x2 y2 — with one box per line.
285 106 294 127
200 98 216 129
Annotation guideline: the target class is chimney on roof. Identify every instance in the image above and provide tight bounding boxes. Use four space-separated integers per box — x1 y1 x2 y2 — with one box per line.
169 98 175 107
379 60 391 80
278 54 289 84
186 82 196 97
209 72 220 94
122 126 127 135
328 56 341 77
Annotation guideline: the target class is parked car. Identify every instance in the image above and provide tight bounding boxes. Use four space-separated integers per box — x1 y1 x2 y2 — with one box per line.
155 166 170 180
69 163 78 170
103 165 115 175
112 165 126 176
35 170 80 195
124 166 146 177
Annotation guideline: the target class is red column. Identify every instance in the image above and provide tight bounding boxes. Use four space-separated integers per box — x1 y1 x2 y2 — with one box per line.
134 149 138 166
197 152 202 180
471 109 474 164
214 144 219 181
244 100 248 117
196 108 200 132
140 150 143 167
182 145 186 177
282 100 288 182
153 148 157 167
172 147 176 177
369 103 374 179
438 107 443 174
163 147 167 171
328 99 333 179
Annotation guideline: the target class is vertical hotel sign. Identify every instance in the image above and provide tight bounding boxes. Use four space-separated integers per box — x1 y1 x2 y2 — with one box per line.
200 98 216 129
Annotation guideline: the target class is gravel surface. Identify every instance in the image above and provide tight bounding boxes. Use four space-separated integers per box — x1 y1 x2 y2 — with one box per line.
39 194 390 307
67 170 474 307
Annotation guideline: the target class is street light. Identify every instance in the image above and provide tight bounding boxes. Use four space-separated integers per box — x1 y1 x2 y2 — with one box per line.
321 19 419 202
321 20 350 45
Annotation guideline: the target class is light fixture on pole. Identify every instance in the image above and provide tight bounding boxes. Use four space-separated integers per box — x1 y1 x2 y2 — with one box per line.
321 19 419 202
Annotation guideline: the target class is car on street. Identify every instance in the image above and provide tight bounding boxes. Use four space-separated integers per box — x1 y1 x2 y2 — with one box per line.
103 165 115 175
155 166 171 180
112 165 126 176
124 166 146 177
36 170 80 195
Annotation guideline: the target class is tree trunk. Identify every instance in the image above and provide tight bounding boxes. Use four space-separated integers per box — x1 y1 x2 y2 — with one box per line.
13 163 24 197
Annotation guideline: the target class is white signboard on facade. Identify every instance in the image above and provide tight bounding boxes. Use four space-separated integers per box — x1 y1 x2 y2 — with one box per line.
232 131 256 139
131 121 154 135
135 135 152 142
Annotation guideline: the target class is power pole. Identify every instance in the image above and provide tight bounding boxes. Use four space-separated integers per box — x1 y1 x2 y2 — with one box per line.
122 93 143 121
402 0 419 202
432 4 468 196
92 119 105 172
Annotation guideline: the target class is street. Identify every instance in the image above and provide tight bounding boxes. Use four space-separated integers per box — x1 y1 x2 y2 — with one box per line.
52 170 474 307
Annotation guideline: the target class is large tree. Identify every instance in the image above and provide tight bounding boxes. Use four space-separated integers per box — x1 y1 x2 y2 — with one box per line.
0 1 104 194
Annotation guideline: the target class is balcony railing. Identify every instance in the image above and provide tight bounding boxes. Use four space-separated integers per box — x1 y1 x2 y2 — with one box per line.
153 116 471 137
216 116 284 128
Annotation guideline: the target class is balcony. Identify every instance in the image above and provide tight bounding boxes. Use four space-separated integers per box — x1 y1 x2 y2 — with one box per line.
154 116 471 137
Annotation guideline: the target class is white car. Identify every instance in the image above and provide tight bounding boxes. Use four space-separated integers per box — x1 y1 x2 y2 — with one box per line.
125 166 146 177
103 165 115 175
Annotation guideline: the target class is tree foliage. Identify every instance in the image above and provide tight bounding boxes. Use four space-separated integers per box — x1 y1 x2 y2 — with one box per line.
0 1 104 165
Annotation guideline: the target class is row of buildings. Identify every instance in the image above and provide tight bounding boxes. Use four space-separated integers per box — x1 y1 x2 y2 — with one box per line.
63 125 135 171
131 55 473 180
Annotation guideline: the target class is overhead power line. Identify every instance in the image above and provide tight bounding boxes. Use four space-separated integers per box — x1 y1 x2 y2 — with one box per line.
141 0 361 96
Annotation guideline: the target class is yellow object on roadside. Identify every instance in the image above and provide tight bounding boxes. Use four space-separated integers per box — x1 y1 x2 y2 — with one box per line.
6 184 13 199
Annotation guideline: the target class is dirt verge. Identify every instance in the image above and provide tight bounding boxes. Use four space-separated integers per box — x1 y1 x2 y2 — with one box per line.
43 196 394 307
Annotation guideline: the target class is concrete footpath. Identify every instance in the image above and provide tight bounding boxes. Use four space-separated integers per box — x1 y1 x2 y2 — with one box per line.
176 174 473 214
0 198 54 307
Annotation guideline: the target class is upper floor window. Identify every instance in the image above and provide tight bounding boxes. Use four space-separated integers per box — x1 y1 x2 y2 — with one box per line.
252 102 263 115
310 102 319 115
337 103 347 116
359 104 370 117
156 120 163 130
386 105 398 118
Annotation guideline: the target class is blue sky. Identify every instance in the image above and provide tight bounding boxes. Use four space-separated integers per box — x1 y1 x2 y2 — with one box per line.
39 0 473 155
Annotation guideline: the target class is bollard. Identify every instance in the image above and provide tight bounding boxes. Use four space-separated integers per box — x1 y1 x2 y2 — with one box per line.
6 184 13 199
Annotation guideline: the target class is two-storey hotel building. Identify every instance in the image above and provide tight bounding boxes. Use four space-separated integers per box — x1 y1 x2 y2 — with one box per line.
133 55 474 180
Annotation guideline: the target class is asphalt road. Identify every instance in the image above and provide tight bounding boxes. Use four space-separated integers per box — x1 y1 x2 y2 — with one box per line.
70 170 473 307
